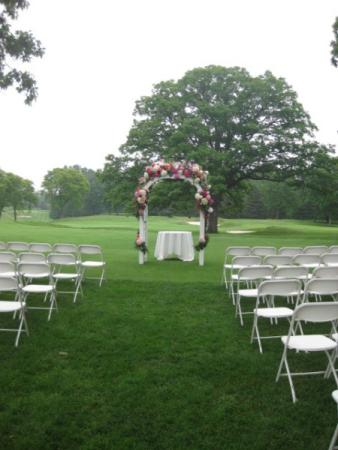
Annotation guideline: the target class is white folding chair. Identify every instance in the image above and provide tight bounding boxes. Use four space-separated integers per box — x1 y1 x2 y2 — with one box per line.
29 243 52 253
251 279 302 353
329 246 338 254
0 242 7 250
7 242 29 252
263 255 293 267
78 245 106 286
328 390 338 450
313 267 338 280
18 252 46 263
273 265 309 282
229 255 262 304
292 254 322 270
304 245 329 255
0 276 29 347
304 279 338 303
276 302 338 403
48 253 82 303
235 265 274 326
278 247 303 256
251 246 277 257
222 246 251 288
0 251 17 263
18 262 57 321
53 243 79 257
323 254 338 268
0 262 17 278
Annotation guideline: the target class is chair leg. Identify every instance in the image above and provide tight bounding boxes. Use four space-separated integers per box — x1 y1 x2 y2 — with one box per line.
251 315 263 353
328 424 338 450
99 268 105 286
276 348 297 403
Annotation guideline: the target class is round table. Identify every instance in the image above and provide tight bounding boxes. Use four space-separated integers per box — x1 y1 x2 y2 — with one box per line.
154 231 194 261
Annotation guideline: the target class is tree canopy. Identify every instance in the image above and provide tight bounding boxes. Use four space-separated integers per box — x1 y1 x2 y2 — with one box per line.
0 0 44 103
117 65 330 230
42 167 89 219
331 17 338 67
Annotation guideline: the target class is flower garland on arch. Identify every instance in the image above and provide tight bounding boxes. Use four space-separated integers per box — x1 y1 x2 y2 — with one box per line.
134 161 214 253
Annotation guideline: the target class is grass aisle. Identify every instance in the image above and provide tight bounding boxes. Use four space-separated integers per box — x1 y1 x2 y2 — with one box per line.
0 216 338 449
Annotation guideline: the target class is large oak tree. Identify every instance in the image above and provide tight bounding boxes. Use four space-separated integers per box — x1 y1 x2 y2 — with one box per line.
0 0 44 103
118 65 329 231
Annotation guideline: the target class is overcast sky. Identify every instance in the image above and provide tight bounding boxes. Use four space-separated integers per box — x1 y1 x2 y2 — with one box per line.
0 0 338 188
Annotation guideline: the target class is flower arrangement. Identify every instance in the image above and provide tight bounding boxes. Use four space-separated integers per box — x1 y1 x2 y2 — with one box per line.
134 160 214 217
195 235 209 251
135 231 147 254
134 160 213 253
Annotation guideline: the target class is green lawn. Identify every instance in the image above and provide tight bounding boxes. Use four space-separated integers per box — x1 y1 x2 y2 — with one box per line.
1 215 338 450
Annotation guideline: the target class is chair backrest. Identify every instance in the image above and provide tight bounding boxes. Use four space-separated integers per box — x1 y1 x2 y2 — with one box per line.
278 247 303 256
258 279 302 297
263 255 293 266
0 261 16 275
303 246 329 255
48 253 77 266
52 243 78 254
237 265 273 281
7 242 29 252
304 278 338 296
78 244 103 256
18 262 51 278
29 243 52 253
312 266 338 279
273 265 308 280
231 256 262 267
329 246 338 254
0 276 19 292
225 246 251 258
292 254 321 265
18 252 46 263
321 253 338 266
0 251 17 263
251 246 277 256
293 302 338 323
0 242 7 250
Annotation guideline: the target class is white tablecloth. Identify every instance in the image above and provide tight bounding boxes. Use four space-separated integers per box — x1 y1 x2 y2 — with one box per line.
154 231 194 261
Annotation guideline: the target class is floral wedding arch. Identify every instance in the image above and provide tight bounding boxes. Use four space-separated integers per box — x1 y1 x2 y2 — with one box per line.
134 161 214 266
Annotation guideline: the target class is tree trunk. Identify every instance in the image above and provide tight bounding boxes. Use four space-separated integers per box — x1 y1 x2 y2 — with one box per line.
208 205 218 233
13 206 17 221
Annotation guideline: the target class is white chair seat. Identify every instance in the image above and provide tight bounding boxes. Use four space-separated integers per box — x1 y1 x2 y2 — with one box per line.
0 300 26 313
22 284 54 293
255 307 293 318
237 288 258 297
53 273 79 280
333 390 338 403
0 271 17 277
23 272 50 278
81 261 105 268
281 334 337 352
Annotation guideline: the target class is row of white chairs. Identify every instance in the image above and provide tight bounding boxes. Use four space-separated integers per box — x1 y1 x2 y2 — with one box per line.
0 257 87 346
224 254 338 290
0 243 105 286
229 276 338 401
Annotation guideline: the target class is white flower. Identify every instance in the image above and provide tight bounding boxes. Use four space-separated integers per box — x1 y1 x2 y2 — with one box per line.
144 172 149 179
161 170 168 177
137 197 146 204
201 198 208 205
208 207 214 213
138 189 146 197
195 193 202 200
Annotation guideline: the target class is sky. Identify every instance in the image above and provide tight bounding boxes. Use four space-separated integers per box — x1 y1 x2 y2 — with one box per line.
0 0 338 189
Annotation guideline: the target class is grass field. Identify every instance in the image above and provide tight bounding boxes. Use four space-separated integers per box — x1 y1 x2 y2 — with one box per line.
1 215 338 450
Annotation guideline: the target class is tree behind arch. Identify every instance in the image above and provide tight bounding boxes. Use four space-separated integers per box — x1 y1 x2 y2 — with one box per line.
120 65 329 231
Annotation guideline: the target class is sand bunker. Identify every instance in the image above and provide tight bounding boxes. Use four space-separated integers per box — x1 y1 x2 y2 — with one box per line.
226 230 255 234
